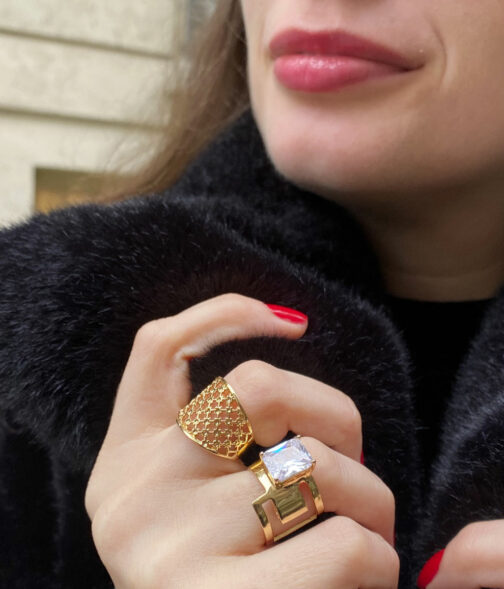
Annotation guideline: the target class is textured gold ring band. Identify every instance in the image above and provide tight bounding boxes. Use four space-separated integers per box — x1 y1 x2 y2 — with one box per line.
176 376 254 459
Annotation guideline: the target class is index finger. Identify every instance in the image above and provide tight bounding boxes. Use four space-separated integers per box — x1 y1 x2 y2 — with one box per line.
105 293 308 445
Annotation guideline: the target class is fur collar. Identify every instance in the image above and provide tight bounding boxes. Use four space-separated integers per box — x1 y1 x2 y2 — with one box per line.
2 108 504 586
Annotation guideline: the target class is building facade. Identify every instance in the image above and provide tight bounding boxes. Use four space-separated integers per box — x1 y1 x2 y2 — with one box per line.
0 0 205 226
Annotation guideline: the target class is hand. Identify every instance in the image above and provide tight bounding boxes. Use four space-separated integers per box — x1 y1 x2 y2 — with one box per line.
418 520 504 589
85 293 398 589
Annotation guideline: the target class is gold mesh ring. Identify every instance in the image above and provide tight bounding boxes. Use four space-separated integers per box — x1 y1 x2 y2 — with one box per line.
176 376 254 459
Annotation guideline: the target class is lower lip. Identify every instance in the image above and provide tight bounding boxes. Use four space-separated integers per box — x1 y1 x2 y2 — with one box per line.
273 55 408 93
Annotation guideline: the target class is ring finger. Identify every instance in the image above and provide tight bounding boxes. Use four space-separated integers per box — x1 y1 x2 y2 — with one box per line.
183 435 394 555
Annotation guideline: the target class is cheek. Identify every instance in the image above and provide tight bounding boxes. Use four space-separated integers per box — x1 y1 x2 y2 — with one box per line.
247 2 504 199
243 6 268 109
428 2 504 172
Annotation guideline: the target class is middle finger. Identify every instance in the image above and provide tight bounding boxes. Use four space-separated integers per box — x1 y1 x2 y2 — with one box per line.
227 360 362 460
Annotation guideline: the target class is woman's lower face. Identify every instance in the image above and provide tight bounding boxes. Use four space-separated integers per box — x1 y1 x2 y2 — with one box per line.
239 0 504 207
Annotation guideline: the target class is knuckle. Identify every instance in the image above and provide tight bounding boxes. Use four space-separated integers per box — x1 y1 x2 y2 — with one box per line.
382 539 401 579
318 516 371 583
390 545 401 576
216 291 249 306
337 516 369 558
90 488 139 559
133 317 180 359
214 292 271 324
325 515 368 557
323 517 399 583
90 500 122 557
133 319 166 351
451 522 487 569
210 292 259 319
91 501 159 589
300 435 322 453
84 456 106 520
233 358 272 377
87 472 184 588
346 396 362 432
229 360 281 409
379 484 396 524
339 399 362 444
137 554 174 589
217 292 257 310
84 479 98 520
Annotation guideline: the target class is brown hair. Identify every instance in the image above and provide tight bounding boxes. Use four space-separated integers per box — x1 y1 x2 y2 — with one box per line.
103 0 249 202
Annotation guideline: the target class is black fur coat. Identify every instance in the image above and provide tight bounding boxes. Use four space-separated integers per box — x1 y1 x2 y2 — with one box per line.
2 108 504 588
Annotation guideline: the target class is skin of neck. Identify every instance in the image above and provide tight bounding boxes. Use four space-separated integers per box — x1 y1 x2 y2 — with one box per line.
341 177 504 302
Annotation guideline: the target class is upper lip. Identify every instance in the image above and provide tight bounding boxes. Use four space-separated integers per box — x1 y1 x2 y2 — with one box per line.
269 27 420 71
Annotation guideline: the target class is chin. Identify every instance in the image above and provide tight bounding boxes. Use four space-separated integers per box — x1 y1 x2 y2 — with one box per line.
253 97 409 199
260 126 405 204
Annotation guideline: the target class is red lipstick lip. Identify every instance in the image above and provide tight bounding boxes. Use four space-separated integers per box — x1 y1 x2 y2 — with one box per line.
269 28 420 71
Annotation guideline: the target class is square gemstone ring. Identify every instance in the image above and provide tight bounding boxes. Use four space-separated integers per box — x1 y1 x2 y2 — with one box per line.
260 435 316 487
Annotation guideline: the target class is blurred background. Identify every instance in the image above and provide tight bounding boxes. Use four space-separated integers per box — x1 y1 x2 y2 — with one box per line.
0 0 215 227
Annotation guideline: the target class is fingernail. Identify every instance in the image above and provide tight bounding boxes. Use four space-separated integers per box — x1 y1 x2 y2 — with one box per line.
417 548 445 588
266 304 308 324
360 450 365 465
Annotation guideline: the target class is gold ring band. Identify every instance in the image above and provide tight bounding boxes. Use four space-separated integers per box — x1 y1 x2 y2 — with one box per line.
249 435 324 544
176 376 254 459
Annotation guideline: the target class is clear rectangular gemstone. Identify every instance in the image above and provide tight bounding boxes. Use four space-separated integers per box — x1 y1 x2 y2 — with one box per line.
262 437 314 484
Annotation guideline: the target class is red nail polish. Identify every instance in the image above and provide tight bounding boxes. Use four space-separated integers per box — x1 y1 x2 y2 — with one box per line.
266 304 308 324
360 450 365 465
417 549 445 588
